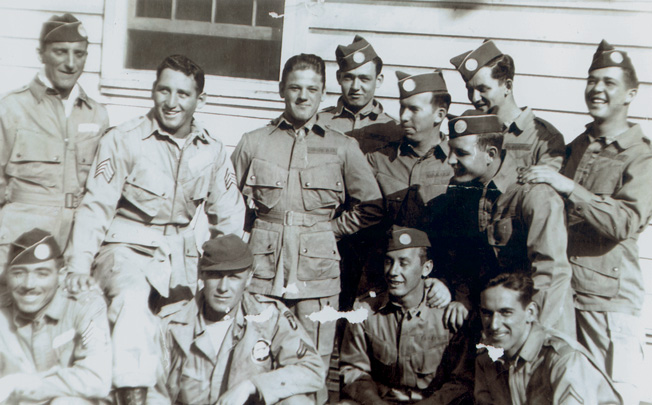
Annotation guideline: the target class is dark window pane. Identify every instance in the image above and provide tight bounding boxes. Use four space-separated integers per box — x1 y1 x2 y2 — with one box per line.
214 0 253 25
255 0 285 28
136 0 172 19
176 0 212 22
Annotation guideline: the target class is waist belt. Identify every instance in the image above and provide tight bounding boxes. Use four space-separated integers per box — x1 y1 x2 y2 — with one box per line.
8 190 83 209
257 211 330 226
108 216 194 239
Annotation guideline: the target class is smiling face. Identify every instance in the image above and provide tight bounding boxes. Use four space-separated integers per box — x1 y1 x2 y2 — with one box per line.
399 92 445 144
384 247 430 304
480 285 536 359
7 260 60 315
201 269 252 321
337 61 382 112
585 67 637 123
466 66 509 114
39 41 88 98
448 135 495 184
279 68 325 128
152 68 206 138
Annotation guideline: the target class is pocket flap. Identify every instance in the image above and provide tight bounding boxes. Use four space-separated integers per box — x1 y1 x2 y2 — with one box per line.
11 130 62 163
299 231 340 260
75 135 101 165
245 159 286 188
125 170 167 197
569 254 620 279
300 164 344 192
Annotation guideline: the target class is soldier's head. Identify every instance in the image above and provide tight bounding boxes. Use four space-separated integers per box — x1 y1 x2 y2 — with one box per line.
450 40 515 114
199 235 253 322
6 229 64 316
152 55 207 138
480 273 537 359
585 40 638 124
38 13 89 99
335 35 384 113
396 70 450 144
448 110 505 184
384 226 433 305
279 53 326 128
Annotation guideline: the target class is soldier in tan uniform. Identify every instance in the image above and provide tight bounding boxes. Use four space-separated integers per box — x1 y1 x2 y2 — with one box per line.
475 273 621 405
0 229 111 404
161 234 325 405
231 53 383 404
64 55 245 404
0 14 109 273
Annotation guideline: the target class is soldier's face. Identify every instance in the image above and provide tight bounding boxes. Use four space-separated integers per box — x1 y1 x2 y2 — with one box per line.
279 68 325 128
202 269 253 320
585 67 637 123
466 67 509 113
399 92 442 143
480 285 536 359
39 41 88 98
7 260 60 315
449 135 493 183
384 248 428 300
337 62 381 111
152 68 206 137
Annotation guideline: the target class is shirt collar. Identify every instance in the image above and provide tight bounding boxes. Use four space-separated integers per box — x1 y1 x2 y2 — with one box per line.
12 288 66 328
332 97 383 119
515 322 545 363
488 154 518 193
30 73 91 108
144 109 209 143
399 133 449 159
586 121 645 149
273 113 325 137
508 107 533 134
379 290 427 320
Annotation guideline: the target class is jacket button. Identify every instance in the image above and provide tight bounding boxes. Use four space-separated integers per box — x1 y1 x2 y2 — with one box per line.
16 153 21 158
302 248 308 253
267 244 273 250
336 182 341 186
276 181 281 186
332 250 337 255
111 233 116 238
305 182 311 187
82 158 86 163
250 175 256 180
54 156 59 161
613 267 619 272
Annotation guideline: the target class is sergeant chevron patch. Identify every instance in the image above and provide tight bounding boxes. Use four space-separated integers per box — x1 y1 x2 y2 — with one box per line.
95 158 115 183
224 168 237 190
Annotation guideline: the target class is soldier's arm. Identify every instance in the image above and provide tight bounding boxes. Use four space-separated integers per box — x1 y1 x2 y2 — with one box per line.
533 122 565 171
0 103 16 208
230 133 257 234
473 354 499 405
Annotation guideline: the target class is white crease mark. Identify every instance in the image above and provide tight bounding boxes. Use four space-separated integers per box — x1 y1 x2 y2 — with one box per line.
306 305 369 324
281 283 299 295
245 305 275 323
476 343 504 362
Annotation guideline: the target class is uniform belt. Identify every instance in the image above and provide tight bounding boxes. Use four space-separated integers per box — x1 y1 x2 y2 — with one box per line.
257 211 330 226
110 216 194 236
8 190 83 209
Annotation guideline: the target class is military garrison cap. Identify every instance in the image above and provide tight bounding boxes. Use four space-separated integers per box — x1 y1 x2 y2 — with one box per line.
387 225 431 252
450 40 503 82
448 109 504 139
40 13 88 46
396 70 448 99
199 234 253 272
9 228 62 267
589 39 636 75
335 35 380 72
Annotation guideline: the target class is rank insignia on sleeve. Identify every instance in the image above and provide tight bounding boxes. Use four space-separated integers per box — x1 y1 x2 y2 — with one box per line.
224 168 237 190
95 158 115 183
284 310 298 330
252 339 271 362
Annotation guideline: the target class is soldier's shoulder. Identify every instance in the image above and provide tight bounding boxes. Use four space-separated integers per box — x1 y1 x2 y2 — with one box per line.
245 293 286 315
319 105 338 115
0 84 30 99
159 299 196 322
541 328 585 358
532 116 562 135
353 291 388 313
65 288 107 309
0 84 31 109
110 115 149 136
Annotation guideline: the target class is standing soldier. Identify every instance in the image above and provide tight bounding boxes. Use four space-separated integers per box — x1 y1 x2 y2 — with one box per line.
319 35 402 154
450 40 564 170
231 53 383 404
64 55 245 404
520 40 652 405
0 13 109 273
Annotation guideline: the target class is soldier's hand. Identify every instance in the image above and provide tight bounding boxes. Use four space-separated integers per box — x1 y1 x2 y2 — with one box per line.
443 301 469 332
424 278 451 308
64 272 97 294
217 379 257 405
517 165 575 196
1 373 47 402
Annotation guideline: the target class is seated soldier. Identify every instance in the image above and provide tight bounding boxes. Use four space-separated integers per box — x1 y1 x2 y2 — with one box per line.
340 226 451 404
160 234 326 404
0 228 111 404
475 273 622 405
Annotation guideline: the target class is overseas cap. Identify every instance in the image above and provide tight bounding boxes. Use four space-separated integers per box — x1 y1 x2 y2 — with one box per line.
589 39 636 74
448 109 504 139
396 70 448 99
387 225 431 252
40 13 88 46
450 39 503 82
335 35 380 72
9 228 62 267
199 234 253 272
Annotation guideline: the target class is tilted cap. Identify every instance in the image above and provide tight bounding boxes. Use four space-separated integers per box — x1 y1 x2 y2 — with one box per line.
387 225 431 252
199 234 253 272
450 39 503 82
589 39 636 74
335 35 380 72
448 109 504 139
9 228 62 267
396 70 448 99
40 13 88 46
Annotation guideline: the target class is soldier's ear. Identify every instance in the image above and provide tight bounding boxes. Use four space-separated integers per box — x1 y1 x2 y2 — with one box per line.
525 301 538 323
36 47 43 63
625 87 637 105
279 82 285 98
336 70 343 85
196 92 207 110
375 73 384 89
485 145 500 163
421 260 434 279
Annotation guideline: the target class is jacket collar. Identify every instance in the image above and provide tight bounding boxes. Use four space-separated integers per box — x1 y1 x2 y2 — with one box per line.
508 107 534 135
331 97 384 119
585 121 648 150
29 74 92 109
143 109 209 143
272 114 325 137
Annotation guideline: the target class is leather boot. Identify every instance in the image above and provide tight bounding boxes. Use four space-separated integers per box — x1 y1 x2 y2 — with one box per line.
115 387 148 405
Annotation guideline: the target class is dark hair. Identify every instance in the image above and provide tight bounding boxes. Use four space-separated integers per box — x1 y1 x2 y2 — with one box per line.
156 54 205 93
486 54 515 84
417 246 431 266
372 56 383 76
622 67 640 90
281 53 326 89
476 131 504 151
430 92 452 111
483 273 534 307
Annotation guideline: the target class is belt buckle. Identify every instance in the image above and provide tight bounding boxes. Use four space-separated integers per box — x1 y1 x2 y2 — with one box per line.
284 211 294 226
65 193 77 209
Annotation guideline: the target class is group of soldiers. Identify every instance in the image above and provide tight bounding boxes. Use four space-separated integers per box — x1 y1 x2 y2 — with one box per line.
0 11 649 405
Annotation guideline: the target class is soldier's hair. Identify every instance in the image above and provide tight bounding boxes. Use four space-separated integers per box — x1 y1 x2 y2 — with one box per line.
156 54 205 93
483 273 534 307
622 67 639 90
371 56 384 76
476 132 504 152
486 54 515 84
280 53 326 89
430 92 452 111
417 246 431 266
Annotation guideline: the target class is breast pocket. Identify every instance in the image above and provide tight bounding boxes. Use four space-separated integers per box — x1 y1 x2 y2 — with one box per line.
300 164 344 211
570 253 621 298
583 157 624 195
243 159 287 210
410 346 446 388
178 366 209 405
487 217 513 247
5 129 63 187
297 230 340 280
249 227 280 280
75 134 102 186
122 166 170 218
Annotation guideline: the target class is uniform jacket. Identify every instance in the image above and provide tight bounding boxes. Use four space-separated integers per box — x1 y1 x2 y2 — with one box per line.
66 111 245 293
475 323 622 405
0 76 108 250
161 291 325 405
340 291 451 403
562 123 652 314
230 115 382 299
0 288 111 400
318 98 402 154
503 107 565 171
